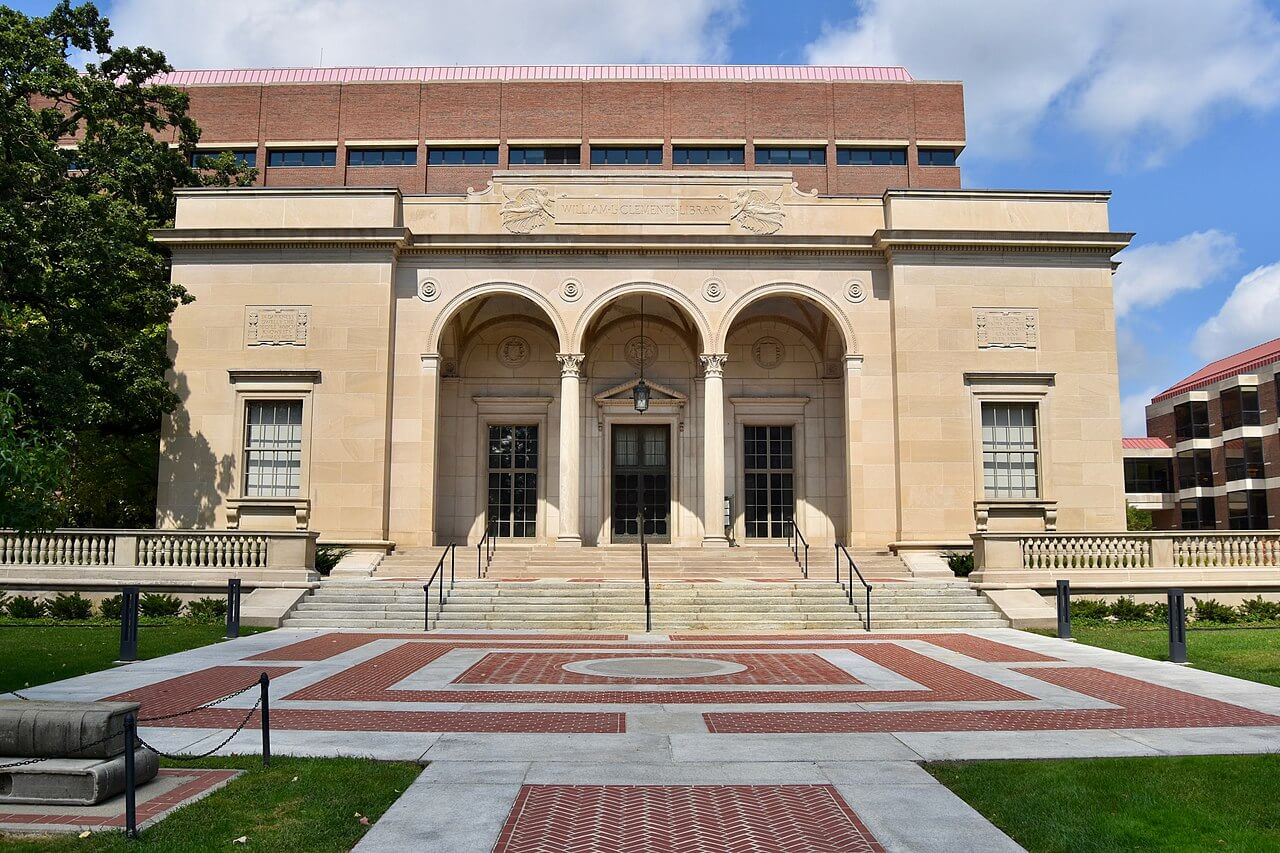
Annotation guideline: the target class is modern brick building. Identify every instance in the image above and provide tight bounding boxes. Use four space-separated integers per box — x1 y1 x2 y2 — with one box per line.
1124 337 1280 530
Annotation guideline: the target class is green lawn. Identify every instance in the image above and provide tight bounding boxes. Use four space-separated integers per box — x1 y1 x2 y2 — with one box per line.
0 756 421 851
929 754 1280 853
1056 623 1280 687
0 624 267 695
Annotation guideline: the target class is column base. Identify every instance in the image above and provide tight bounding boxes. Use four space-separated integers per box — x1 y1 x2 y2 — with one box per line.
701 536 731 549
555 536 583 548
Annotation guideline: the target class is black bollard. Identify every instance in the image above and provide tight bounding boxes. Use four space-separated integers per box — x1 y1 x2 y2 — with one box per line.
259 672 271 767
123 712 138 838
1168 588 1187 664
226 578 242 640
119 586 140 662
1055 579 1072 640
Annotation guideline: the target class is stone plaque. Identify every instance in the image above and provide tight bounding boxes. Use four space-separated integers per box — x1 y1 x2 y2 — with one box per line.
497 336 530 368
752 336 785 370
500 187 783 234
246 306 309 347
625 336 658 369
975 309 1038 349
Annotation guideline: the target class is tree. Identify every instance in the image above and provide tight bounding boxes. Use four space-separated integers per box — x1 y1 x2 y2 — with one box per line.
0 2 252 530
1126 502 1154 532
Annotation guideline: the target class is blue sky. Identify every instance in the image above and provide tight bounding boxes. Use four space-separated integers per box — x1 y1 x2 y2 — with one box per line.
13 0 1280 433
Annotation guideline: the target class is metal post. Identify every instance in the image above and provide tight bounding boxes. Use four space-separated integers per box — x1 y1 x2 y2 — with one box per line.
119 585 139 662
258 672 271 767
123 712 138 838
1168 588 1187 664
226 578 241 640
423 584 430 632
1056 579 1072 640
450 544 455 587
835 544 840 582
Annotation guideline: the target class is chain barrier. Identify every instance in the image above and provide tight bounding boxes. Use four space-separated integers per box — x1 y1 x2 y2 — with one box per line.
137 680 258 723
3 689 30 701
136 695 262 761
0 729 122 770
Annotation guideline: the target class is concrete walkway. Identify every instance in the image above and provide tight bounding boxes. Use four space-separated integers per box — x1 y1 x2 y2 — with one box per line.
19 628 1280 852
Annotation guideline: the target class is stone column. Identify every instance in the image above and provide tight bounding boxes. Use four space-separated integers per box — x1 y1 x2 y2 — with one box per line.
420 354 442 546
556 354 585 546
700 354 729 547
844 355 864 547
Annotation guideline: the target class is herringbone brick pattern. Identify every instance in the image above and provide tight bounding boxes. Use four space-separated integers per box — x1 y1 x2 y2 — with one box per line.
492 785 885 853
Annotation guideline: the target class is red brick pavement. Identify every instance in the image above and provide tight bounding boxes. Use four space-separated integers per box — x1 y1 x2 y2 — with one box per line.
668 634 1060 663
108 666 296 718
250 633 631 661
151 707 626 733
492 784 885 853
454 652 863 685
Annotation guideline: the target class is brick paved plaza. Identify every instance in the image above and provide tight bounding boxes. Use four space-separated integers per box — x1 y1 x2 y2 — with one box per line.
17 628 1280 851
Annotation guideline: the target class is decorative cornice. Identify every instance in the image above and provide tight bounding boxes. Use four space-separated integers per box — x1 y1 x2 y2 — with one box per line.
873 229 1133 255
152 227 412 251
228 368 321 384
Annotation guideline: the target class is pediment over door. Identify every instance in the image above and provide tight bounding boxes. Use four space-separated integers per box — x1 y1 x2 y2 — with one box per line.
593 378 687 432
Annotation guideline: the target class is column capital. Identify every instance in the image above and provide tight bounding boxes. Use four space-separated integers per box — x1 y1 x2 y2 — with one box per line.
844 354 864 374
699 353 728 378
556 353 586 378
421 353 442 372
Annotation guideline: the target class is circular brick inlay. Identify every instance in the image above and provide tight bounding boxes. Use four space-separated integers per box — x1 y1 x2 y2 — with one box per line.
562 656 748 679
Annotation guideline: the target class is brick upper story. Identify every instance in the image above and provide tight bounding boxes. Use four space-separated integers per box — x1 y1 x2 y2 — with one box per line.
134 65 967 196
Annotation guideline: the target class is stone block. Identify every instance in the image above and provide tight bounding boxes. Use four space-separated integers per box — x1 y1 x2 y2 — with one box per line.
0 749 159 805
0 701 139 760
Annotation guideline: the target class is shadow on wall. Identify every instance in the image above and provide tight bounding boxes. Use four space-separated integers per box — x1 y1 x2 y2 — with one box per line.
154 362 233 528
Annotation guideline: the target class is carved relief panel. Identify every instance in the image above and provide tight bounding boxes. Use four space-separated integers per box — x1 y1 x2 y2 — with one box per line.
975 309 1038 350
246 306 309 347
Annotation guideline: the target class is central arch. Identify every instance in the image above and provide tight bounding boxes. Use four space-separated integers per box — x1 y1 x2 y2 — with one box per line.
571 280 712 354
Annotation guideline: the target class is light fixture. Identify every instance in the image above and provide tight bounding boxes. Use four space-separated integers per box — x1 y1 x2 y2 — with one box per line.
633 294 650 413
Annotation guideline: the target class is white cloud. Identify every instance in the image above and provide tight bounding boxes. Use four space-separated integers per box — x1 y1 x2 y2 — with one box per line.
1192 262 1280 361
805 0 1280 164
103 0 743 68
1121 385 1159 436
1112 230 1239 318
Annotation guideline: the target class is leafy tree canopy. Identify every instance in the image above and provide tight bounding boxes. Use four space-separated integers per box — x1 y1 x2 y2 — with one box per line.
0 2 252 530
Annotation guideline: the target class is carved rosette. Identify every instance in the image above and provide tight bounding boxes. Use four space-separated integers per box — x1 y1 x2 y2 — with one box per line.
556 353 585 378
702 278 725 302
560 278 581 302
845 278 867 304
699 354 728 378
417 276 440 302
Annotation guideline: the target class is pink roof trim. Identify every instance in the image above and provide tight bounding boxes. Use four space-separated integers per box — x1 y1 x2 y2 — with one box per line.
151 65 914 86
1153 336 1280 402
1122 437 1173 450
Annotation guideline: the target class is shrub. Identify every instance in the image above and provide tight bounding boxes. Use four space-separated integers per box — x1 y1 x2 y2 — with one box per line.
186 596 227 624
1125 502 1154 531
944 552 974 578
1108 596 1154 622
140 592 184 618
1192 597 1238 624
46 592 93 620
1238 596 1280 623
315 545 352 577
0 591 9 612
98 594 123 620
6 595 46 618
1070 598 1111 620
1151 602 1169 625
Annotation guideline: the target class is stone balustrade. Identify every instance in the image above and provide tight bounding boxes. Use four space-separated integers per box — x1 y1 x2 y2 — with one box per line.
972 531 1280 589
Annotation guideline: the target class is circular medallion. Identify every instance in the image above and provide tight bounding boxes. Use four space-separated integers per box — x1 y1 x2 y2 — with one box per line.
845 278 867 304
561 657 748 679
702 278 725 302
497 335 530 368
417 277 439 302
752 336 785 370
625 335 657 369
560 278 581 302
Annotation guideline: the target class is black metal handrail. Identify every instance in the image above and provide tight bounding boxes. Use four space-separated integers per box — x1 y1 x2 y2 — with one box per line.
639 509 652 632
424 543 457 631
786 519 809 579
477 520 496 578
835 542 872 630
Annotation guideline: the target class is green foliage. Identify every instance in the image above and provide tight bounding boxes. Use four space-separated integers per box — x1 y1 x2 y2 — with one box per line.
1108 596 1154 622
1069 598 1112 620
0 2 253 530
1125 502 1154 531
139 591 183 617
943 551 974 577
1192 597 1238 624
46 591 92 620
6 595 46 618
315 544 353 576
0 591 8 612
1239 596 1280 623
98 593 122 620
186 596 227 624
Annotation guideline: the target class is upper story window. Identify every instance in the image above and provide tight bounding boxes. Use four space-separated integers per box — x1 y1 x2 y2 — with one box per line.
918 148 959 166
1180 497 1216 530
347 148 417 167
267 149 336 168
427 147 498 166
1174 400 1211 440
754 146 826 166
672 146 745 165
191 150 257 168
837 147 907 166
1225 438 1265 481
590 146 663 166
243 400 303 497
509 146 580 165
1220 385 1261 431
981 403 1039 498
1123 457 1173 493
1176 449 1214 489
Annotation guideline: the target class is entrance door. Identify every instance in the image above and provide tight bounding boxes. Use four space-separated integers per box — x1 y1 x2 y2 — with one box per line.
611 424 671 543
487 425 538 538
743 425 794 538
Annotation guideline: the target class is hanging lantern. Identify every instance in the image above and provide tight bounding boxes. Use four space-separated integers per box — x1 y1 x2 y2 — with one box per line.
633 377 650 413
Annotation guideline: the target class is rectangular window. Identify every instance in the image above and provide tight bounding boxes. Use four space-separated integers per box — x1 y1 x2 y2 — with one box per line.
1221 386 1261 430
508 146 581 165
1123 457 1173 493
1176 449 1215 489
981 403 1040 498
1180 497 1217 530
427 147 499 166
743 425 795 538
918 148 958 166
487 425 538 538
243 401 303 497
191 150 257 168
266 149 336 168
1229 491 1269 530
754 146 826 166
1173 401 1211 440
589 146 663 166
672 146 745 165
347 148 417 167
836 147 907 166
1225 438 1265 481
